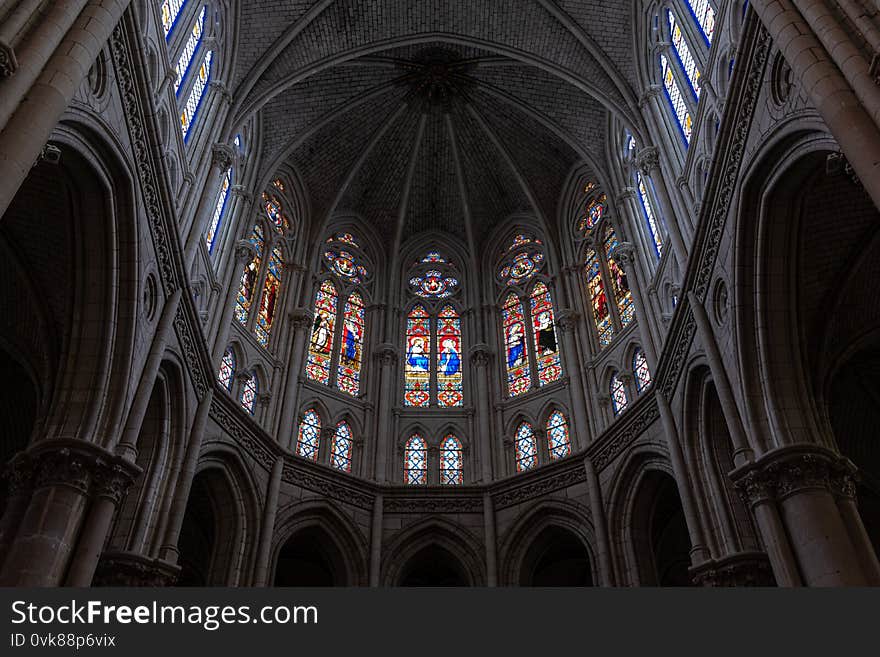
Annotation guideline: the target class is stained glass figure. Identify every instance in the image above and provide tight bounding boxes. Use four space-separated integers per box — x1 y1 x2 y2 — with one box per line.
180 50 212 140
668 10 701 98
585 248 613 346
506 234 541 253
273 178 285 191
263 194 284 230
440 435 463 485
530 283 562 386
161 0 187 38
405 435 427 485
296 409 321 461
409 270 459 299
254 246 283 347
337 292 365 396
330 421 353 472
661 53 693 143
436 305 463 407
324 249 368 284
240 371 257 415
610 373 629 415
205 168 231 253
514 422 538 472
604 226 635 327
633 349 652 393
637 173 664 258
579 193 607 232
306 280 337 385
546 410 571 460
502 293 531 397
404 305 431 407
500 251 544 286
421 251 446 263
217 348 235 391
326 233 359 247
234 225 263 326
686 0 716 44
174 5 206 95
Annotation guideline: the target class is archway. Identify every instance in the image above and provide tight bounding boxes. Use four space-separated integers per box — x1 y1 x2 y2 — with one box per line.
274 526 348 586
631 471 693 586
397 545 470 587
518 525 593 586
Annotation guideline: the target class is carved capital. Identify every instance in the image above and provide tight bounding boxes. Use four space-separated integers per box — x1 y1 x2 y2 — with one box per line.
556 309 580 333
374 343 398 366
637 146 660 175
208 80 232 105
616 188 637 204
92 460 138 505
289 308 314 332
610 241 637 271
234 239 256 262
638 86 661 109
469 343 493 367
230 185 253 204
94 552 181 587
211 143 235 171
0 39 18 77
258 392 272 407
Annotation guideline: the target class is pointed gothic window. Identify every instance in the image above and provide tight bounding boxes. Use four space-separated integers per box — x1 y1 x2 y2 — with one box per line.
405 435 428 485
205 135 242 255
217 348 235 391
503 293 531 397
296 409 321 461
661 53 692 143
514 422 538 472
436 305 463 407
546 410 571 460
610 372 629 415
254 246 283 348
440 435 463 485
668 9 701 98
404 305 431 407
174 6 206 95
530 282 562 387
337 292 366 396
240 371 258 415
160 0 188 38
604 225 635 327
234 225 263 326
585 247 613 347
685 0 716 43
330 421 353 472
180 50 212 140
306 280 338 386
633 348 652 393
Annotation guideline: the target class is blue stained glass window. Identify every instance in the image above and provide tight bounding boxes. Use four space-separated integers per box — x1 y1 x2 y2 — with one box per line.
405 435 428 485
296 409 321 461
685 0 716 44
661 54 693 143
668 10 701 98
180 50 213 141
637 172 664 258
330 421 353 472
174 6 206 95
240 371 257 415
160 0 188 39
217 348 235 391
514 422 538 472
440 435 463 485
633 349 652 393
546 410 571 460
610 373 628 415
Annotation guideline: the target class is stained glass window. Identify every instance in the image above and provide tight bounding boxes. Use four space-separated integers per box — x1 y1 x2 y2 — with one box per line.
405 435 427 485
530 283 562 386
326 233 359 247
296 409 321 461
324 249 368 284
240 371 257 415
217 348 235 391
604 226 635 327
686 0 716 44
499 251 544 287
546 410 571 460
409 270 459 299
180 50 212 141
661 54 692 143
330 421 353 472
506 234 541 253
440 435 463 485
174 6 206 95
421 251 446 263
263 194 287 232
633 349 652 393
337 292 365 396
579 193 607 232
254 246 283 347
273 178 285 191
502 293 531 397
205 168 231 253
637 173 664 258
234 225 263 326
610 373 629 415
161 0 187 38
585 248 613 347
404 305 431 407
306 280 338 386
437 305 463 407
668 10 701 98
514 422 538 472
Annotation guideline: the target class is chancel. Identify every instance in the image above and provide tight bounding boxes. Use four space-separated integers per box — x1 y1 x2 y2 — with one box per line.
0 0 878 588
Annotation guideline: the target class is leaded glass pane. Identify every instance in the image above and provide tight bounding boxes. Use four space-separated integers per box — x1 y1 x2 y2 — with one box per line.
217 348 234 391
546 410 571 460
234 225 263 326
240 372 257 415
530 282 562 386
436 305 463 407
404 305 431 407
330 421 353 472
634 349 652 393
405 435 427 485
503 293 531 397
337 292 366 396
440 435 463 485
585 249 613 347
296 409 321 461
611 374 629 415
306 280 337 385
604 226 635 327
515 422 538 472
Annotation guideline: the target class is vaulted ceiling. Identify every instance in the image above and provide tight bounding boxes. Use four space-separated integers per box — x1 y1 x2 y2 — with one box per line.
226 1 646 250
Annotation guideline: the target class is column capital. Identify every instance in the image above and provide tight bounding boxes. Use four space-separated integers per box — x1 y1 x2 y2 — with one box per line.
374 343 398 366
638 86 662 109
208 80 232 106
211 143 236 171
288 308 314 332
469 343 494 367
731 445 858 508
0 39 19 77
616 188 637 204
610 241 638 271
230 184 253 204
556 309 580 333
637 146 661 176
234 239 256 262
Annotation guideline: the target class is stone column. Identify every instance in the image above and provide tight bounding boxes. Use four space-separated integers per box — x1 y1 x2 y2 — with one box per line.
184 143 235 264
636 146 689 271
275 308 313 451
556 311 590 450
372 344 397 483
0 0 132 218
733 445 874 586
211 239 255 366
748 0 880 209
583 456 615 586
369 493 383 587
469 344 494 482
483 493 497 586
655 393 711 567
65 459 139 586
0 455 33 564
252 457 284 587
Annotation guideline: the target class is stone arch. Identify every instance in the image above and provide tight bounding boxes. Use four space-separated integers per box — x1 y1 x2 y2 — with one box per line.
499 499 597 586
270 499 369 586
381 517 485 586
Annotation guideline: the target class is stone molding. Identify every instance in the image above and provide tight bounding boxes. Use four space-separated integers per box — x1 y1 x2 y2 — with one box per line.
93 551 181 587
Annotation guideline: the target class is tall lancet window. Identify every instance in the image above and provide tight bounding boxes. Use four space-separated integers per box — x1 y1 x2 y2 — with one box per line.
405 435 428 485
440 435 463 485
625 135 664 259
234 225 264 326
160 0 188 39
514 422 538 473
174 5 206 95
633 348 652 393
686 0 716 44
306 231 372 397
546 410 571 460
205 135 242 255
240 371 258 415
402 251 464 407
496 234 561 398
577 185 638 351
217 348 235 391
610 372 629 416
330 421 353 473
296 409 321 461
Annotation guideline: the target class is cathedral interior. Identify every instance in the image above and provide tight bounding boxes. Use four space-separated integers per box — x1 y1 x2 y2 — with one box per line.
0 0 879 587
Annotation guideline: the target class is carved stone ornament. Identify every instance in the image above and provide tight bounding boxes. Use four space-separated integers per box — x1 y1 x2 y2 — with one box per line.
0 39 18 77
93 552 181 587
555 309 580 333
374 342 398 366
636 146 660 175
289 308 314 332
469 343 493 367
732 445 859 508
689 552 776 587
211 143 235 171
234 239 257 262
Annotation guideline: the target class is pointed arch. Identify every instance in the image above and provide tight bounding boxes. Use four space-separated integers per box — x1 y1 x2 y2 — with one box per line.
306 279 338 386
514 421 538 472
546 409 571 460
530 281 562 386
502 292 531 397
404 304 431 407
404 434 428 485
296 408 321 461
329 420 354 472
440 434 464 485
337 291 366 396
